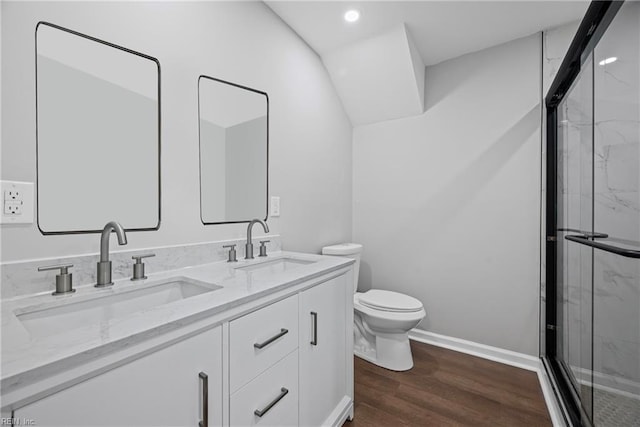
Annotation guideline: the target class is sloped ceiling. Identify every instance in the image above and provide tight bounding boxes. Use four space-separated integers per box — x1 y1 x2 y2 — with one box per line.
266 1 589 66
266 1 588 125
322 24 425 126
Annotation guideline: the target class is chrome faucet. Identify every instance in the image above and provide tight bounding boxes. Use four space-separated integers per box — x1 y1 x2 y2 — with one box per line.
95 221 128 287
245 219 269 259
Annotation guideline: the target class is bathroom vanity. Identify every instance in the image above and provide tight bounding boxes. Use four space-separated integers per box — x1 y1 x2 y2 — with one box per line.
4 15 352 427
1 252 354 427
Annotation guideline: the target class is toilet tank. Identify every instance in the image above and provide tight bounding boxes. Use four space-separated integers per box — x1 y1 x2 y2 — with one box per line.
321 243 363 294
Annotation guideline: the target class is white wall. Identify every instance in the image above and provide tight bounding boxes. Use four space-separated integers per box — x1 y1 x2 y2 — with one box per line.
353 34 542 355
1 1 352 262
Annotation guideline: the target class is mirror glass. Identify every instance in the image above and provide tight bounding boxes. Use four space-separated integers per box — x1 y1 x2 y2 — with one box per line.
36 23 160 234
198 76 268 224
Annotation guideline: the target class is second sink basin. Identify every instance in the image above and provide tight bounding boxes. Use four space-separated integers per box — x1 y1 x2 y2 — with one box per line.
16 277 221 340
235 257 315 275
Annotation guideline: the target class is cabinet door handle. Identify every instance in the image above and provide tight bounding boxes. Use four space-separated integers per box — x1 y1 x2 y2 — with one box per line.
254 328 288 349
199 372 208 427
254 387 289 418
310 311 318 346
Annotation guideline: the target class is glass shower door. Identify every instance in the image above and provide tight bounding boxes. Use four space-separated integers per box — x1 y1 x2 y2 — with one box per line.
545 2 640 424
556 53 594 423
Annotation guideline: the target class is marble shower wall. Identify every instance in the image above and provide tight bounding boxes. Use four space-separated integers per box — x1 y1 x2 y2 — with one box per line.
592 2 640 394
543 22 581 95
0 236 281 300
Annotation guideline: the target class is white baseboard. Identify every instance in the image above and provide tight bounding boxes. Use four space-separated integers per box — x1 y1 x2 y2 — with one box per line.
327 396 353 427
408 328 539 371
537 362 569 427
408 328 566 427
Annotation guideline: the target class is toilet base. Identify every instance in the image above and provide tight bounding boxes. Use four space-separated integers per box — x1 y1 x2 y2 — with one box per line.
354 331 414 371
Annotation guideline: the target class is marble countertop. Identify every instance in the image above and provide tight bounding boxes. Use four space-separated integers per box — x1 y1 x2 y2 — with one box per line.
1 251 353 394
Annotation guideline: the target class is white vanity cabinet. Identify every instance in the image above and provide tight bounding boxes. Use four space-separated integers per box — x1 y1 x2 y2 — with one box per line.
299 275 350 426
227 274 353 427
13 326 223 427
5 259 354 427
229 294 299 426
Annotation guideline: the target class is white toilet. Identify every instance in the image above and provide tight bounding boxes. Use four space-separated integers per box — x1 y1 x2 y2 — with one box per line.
322 243 426 371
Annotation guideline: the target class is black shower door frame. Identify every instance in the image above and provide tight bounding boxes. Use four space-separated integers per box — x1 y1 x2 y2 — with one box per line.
543 1 624 426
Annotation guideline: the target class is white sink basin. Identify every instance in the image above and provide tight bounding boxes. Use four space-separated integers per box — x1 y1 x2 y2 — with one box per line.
16 277 221 339
236 258 315 275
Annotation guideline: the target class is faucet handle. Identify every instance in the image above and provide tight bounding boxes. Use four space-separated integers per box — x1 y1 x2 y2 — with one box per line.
38 264 75 295
38 263 73 273
223 244 238 263
132 253 155 261
131 253 155 281
259 240 270 257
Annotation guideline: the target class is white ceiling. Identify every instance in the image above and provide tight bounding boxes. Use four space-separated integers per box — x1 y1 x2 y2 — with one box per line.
322 24 426 125
266 1 589 66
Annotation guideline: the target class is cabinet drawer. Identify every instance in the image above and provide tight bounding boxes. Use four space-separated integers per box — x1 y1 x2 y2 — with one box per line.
230 350 298 427
230 294 298 392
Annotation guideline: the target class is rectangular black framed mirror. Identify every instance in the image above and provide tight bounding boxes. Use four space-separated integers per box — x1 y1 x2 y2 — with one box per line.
36 22 161 234
198 75 268 225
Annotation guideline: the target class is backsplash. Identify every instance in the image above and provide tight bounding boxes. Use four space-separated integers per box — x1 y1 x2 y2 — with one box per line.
1 235 281 300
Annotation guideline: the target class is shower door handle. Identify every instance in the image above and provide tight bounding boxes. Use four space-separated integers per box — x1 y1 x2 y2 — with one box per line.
558 228 609 238
565 235 640 259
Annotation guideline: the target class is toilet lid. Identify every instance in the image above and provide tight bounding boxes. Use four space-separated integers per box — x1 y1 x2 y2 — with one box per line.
358 290 423 313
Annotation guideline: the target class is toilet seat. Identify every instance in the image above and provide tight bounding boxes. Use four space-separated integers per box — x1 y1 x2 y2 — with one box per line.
357 290 423 313
354 297 426 323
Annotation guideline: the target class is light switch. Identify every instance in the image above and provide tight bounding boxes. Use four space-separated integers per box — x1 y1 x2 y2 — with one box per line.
270 196 280 217
1 181 34 224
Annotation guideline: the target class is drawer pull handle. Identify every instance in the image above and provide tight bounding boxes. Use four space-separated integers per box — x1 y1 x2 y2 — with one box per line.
310 311 318 346
254 387 289 418
199 372 208 427
254 328 288 349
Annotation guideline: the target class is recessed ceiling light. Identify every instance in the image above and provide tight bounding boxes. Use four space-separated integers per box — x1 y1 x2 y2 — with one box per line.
344 10 360 23
599 57 617 66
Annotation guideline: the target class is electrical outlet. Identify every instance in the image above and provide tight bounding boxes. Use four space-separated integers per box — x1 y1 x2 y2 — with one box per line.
270 196 280 217
4 190 21 201
1 181 34 224
4 201 22 215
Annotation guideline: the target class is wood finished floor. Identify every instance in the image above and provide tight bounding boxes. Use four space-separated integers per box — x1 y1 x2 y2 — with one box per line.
345 341 552 427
